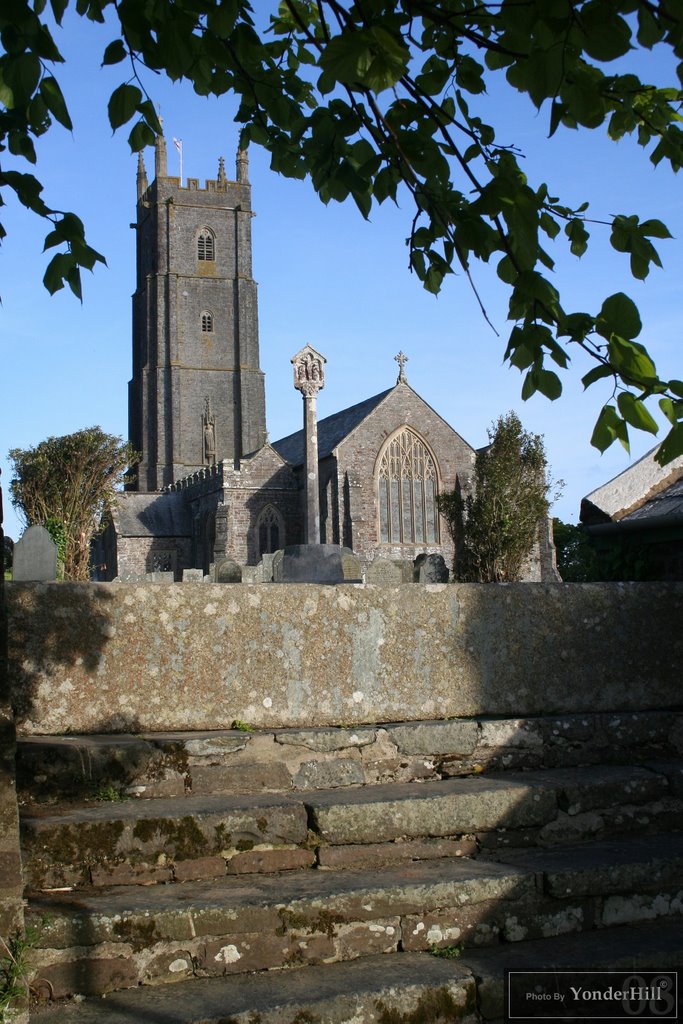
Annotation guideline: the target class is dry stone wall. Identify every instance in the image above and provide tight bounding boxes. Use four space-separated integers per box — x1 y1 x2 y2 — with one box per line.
6 581 683 735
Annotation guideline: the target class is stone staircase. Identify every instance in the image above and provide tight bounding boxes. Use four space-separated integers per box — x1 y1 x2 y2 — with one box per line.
17 711 683 1022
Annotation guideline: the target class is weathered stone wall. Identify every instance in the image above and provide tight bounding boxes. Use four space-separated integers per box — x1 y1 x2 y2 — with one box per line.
334 384 475 569
6 581 682 736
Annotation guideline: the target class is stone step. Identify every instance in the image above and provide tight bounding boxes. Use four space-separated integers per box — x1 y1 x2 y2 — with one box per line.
21 765 682 889
21 790 311 889
28 952 477 1023
24 833 683 999
17 710 683 805
463 917 683 1020
27 920 683 1023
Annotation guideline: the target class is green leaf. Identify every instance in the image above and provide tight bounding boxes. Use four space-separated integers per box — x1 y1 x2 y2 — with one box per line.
50 0 68 24
521 369 537 400
565 218 589 257
659 397 676 425
579 1 632 62
536 368 563 400
40 76 73 130
107 83 142 131
616 392 659 434
608 335 657 385
102 40 127 66
639 218 672 240
591 404 629 454
582 363 614 389
655 424 683 465
597 292 642 340
3 53 41 106
128 120 156 152
42 251 70 295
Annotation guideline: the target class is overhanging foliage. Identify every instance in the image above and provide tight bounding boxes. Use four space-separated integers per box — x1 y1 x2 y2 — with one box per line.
1 1 683 460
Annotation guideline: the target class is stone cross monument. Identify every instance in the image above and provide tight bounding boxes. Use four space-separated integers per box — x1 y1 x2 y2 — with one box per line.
291 344 326 544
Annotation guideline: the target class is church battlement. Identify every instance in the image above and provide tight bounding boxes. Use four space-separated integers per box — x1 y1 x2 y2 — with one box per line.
165 461 225 495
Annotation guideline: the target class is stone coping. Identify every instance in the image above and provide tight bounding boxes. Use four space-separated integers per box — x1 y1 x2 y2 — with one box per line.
6 581 683 734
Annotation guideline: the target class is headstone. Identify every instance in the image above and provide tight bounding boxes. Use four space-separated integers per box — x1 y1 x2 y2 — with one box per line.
215 558 242 583
145 571 175 583
341 552 362 582
271 549 284 582
182 568 204 583
414 552 449 584
273 544 362 584
366 558 404 586
260 553 276 582
12 525 58 582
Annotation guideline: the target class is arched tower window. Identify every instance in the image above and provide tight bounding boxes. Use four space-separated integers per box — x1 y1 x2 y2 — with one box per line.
197 229 215 261
377 427 439 544
201 311 214 333
257 504 284 557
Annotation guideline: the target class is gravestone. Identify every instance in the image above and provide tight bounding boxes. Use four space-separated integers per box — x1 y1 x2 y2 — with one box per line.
182 569 204 583
145 571 175 583
414 552 449 584
366 558 404 586
271 550 284 582
12 526 58 582
260 553 276 582
215 558 242 583
273 544 362 584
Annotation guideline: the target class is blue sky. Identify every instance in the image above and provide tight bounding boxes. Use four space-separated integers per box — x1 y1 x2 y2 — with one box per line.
2 10 682 541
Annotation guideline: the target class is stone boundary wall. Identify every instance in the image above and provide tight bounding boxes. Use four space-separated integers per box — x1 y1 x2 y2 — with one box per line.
6 581 683 735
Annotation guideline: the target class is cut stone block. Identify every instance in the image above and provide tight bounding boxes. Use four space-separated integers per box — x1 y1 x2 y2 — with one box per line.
307 776 557 845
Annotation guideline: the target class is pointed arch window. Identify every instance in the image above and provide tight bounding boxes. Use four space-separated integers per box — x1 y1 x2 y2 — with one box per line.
201 311 214 333
197 229 215 261
257 504 284 557
377 428 439 545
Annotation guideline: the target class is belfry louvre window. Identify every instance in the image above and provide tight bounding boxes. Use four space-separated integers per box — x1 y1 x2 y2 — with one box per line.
201 312 214 333
197 230 214 261
378 428 439 544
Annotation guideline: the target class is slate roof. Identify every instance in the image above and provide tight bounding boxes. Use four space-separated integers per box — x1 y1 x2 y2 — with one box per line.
272 389 393 466
112 492 191 537
581 445 683 525
621 474 683 524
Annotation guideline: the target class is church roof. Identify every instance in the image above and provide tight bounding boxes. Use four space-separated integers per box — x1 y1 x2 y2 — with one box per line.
581 445 683 525
272 388 393 466
620 474 683 524
112 492 191 537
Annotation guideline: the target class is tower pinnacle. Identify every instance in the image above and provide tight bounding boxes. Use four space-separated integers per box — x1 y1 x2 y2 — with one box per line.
136 152 148 199
155 121 167 178
236 146 249 183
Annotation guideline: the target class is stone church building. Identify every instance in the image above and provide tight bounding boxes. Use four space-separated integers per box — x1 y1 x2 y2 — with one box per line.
97 135 556 582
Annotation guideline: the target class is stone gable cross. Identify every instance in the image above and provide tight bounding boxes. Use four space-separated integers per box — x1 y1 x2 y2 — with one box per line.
395 350 408 383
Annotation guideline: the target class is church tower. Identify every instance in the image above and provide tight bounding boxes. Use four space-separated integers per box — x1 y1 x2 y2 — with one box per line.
128 133 267 491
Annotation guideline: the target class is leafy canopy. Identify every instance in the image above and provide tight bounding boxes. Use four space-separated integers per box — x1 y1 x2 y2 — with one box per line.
8 427 136 580
2 0 683 460
439 411 555 582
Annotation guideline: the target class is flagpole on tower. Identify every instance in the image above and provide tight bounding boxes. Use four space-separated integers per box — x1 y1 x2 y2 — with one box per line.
173 137 183 186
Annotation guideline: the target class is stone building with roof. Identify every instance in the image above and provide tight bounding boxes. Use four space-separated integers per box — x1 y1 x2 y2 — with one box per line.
581 447 683 580
96 134 557 582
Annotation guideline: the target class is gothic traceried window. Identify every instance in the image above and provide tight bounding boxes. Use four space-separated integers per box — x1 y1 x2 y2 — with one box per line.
257 504 284 557
377 428 439 545
201 311 214 333
197 229 215 261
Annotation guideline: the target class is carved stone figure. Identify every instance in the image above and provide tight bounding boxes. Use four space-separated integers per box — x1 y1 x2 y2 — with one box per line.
203 397 216 464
